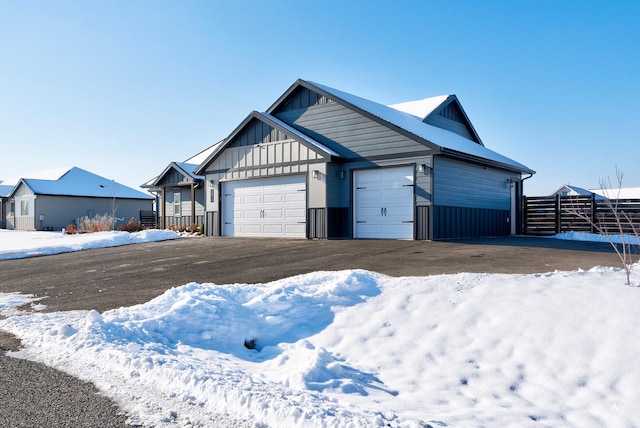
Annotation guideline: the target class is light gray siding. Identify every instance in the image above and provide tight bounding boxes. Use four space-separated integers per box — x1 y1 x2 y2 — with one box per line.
202 118 329 214
12 183 36 230
433 157 518 210
27 195 152 231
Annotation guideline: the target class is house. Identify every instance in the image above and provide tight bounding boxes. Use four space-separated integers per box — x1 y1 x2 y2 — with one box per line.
551 184 640 200
143 143 219 230
194 79 535 240
551 184 596 197
2 166 154 231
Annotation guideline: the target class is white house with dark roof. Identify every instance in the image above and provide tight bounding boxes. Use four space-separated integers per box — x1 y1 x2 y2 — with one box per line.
2 166 153 231
194 79 535 240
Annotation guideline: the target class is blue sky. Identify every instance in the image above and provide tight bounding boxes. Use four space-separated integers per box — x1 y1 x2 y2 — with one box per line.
1 1 638 195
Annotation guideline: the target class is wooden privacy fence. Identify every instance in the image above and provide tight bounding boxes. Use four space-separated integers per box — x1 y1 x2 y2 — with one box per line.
524 195 640 236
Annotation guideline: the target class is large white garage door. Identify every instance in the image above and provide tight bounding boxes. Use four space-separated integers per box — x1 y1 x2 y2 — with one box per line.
222 175 306 238
354 166 414 239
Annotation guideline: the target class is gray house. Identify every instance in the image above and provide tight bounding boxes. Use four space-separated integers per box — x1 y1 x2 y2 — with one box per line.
3 166 153 231
195 79 535 240
144 143 219 230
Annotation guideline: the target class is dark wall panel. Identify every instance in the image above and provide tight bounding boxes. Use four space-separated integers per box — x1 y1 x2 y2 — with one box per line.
433 206 510 239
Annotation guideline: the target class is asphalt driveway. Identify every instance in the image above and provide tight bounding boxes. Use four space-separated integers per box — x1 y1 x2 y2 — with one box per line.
0 235 621 313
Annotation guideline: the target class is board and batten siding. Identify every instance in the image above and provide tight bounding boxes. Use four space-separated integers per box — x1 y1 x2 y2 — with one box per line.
12 183 36 230
275 101 429 160
433 157 517 210
202 118 329 215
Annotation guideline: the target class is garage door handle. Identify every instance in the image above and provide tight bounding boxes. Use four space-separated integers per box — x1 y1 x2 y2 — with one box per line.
356 221 366 224
380 207 384 216
402 220 414 223
402 184 414 187
356 186 366 190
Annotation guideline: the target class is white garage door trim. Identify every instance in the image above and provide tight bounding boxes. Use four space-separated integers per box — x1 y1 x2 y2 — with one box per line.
222 175 306 238
353 166 414 239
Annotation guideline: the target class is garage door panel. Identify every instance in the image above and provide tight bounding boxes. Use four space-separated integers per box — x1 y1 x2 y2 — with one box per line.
354 166 414 239
222 175 306 238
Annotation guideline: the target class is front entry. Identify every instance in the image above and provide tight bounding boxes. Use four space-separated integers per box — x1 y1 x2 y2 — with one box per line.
353 166 414 239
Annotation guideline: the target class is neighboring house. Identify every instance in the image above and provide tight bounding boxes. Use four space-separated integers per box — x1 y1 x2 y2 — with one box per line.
551 184 640 200
0 183 12 229
193 79 535 240
591 187 640 200
143 143 219 230
2 166 153 231
551 185 596 197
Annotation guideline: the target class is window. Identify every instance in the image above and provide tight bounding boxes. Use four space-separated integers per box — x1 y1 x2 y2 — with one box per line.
210 180 215 203
173 192 181 216
20 199 29 216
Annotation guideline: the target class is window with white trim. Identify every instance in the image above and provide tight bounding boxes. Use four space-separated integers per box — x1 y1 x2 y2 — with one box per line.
173 192 181 216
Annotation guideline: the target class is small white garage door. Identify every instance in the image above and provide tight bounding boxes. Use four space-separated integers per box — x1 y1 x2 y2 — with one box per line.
353 166 414 239
222 175 306 238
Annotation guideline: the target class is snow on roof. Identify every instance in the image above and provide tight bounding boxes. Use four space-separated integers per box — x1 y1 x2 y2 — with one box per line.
0 185 13 198
184 142 222 165
16 166 153 200
551 184 595 196
389 95 450 119
308 81 534 174
591 187 640 199
174 162 203 180
0 166 72 187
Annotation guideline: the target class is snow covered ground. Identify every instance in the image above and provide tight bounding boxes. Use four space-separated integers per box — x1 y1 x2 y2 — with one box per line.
0 230 639 427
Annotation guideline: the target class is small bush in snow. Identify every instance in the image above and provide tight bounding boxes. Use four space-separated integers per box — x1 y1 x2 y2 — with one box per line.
118 217 145 233
76 213 115 233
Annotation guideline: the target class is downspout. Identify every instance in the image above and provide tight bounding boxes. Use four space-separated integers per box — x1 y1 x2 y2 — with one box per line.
518 172 534 235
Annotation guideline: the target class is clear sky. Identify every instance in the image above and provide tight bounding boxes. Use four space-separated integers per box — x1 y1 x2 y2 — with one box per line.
1 0 638 195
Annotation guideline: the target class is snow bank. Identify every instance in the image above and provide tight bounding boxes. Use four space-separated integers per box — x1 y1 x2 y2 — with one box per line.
2 268 639 427
0 229 179 260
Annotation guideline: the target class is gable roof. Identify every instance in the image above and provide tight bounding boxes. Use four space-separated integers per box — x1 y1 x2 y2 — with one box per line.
391 94 483 145
9 167 153 200
551 184 595 196
268 79 534 175
389 95 450 119
195 111 341 175
149 161 203 187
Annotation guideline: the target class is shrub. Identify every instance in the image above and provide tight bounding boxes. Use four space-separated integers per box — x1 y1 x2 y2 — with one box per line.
65 224 78 234
76 213 115 233
118 217 145 233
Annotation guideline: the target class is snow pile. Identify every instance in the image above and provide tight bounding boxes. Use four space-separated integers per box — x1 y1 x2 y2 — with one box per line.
2 268 639 427
554 231 640 245
0 229 179 260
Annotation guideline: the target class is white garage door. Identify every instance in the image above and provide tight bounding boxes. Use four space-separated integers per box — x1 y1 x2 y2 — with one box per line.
222 175 306 238
353 166 414 239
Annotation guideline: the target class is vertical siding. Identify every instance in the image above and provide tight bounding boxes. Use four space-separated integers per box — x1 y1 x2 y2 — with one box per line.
433 156 517 210
424 115 473 140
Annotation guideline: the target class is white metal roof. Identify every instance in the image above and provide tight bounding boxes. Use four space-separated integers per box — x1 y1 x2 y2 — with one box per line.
10 166 153 199
308 81 534 174
389 95 450 119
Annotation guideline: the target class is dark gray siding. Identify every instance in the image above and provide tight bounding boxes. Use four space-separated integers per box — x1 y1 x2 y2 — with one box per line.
433 157 518 210
275 102 430 160
424 102 476 141
157 169 188 186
